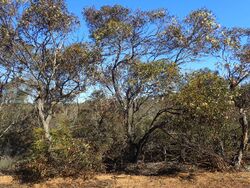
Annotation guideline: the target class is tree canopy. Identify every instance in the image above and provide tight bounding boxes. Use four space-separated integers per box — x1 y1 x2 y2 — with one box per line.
0 1 249 180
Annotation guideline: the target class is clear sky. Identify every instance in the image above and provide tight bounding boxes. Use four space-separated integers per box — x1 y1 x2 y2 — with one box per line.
66 0 250 28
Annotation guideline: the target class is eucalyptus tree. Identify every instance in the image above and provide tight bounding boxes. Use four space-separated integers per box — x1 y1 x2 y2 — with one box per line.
217 28 250 168
0 0 20 108
0 1 24 146
175 70 234 164
84 5 221 162
1 0 99 143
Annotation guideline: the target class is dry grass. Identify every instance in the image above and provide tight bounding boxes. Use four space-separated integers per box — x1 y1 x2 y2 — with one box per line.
0 172 250 188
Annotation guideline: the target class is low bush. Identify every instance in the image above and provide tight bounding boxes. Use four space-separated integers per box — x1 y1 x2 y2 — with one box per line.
16 119 102 182
0 156 16 172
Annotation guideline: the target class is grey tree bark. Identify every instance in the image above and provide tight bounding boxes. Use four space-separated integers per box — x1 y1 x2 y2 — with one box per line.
37 98 52 142
229 80 249 168
235 108 249 168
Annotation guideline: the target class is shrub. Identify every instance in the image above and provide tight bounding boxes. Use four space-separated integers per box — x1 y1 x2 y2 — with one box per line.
16 117 102 182
0 156 16 172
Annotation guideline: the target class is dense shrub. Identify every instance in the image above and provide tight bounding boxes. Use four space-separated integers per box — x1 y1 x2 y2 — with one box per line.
16 117 102 181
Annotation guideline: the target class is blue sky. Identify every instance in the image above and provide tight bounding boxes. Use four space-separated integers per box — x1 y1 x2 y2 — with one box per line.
66 0 250 28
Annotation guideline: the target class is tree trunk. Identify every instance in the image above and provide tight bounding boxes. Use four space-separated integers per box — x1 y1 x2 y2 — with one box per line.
125 108 176 163
124 140 138 163
235 108 248 168
134 123 164 163
37 98 52 142
124 108 133 141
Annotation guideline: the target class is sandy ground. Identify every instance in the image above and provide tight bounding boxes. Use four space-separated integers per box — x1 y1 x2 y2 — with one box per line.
0 172 250 188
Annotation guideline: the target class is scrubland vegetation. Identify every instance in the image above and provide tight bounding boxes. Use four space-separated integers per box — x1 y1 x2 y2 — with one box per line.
0 0 250 186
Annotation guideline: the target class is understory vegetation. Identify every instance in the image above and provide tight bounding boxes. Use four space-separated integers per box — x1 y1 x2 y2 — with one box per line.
0 0 250 182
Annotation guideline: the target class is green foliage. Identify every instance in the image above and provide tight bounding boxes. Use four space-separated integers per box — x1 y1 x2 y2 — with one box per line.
22 116 102 179
93 19 132 41
171 70 239 162
0 104 34 156
20 0 78 33
0 156 16 171
84 5 131 43
0 2 249 178
132 61 179 84
178 70 232 120
74 97 127 167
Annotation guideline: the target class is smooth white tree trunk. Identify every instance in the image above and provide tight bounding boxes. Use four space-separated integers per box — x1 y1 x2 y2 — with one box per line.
235 108 248 168
37 98 52 142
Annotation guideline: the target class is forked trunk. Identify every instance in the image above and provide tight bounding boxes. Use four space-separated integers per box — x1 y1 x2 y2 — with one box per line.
37 98 52 142
134 123 164 163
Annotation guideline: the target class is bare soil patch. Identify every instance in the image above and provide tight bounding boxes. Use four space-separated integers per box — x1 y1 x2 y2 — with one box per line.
0 172 250 188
